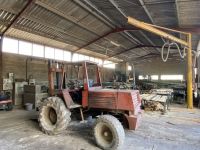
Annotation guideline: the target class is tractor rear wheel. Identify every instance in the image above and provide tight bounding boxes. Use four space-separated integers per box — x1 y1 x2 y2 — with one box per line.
93 115 125 150
38 97 71 135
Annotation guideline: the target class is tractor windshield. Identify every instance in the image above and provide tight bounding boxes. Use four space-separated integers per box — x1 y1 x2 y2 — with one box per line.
86 62 101 88
65 61 102 90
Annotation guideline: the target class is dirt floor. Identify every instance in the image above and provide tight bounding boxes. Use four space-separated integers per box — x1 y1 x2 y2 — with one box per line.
0 104 200 150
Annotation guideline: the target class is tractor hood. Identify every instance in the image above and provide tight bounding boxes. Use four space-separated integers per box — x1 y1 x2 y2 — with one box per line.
88 88 141 115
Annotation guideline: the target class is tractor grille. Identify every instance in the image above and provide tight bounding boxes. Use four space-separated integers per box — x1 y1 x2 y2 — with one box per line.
131 91 141 115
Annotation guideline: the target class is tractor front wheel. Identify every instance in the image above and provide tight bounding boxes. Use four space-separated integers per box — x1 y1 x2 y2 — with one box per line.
38 97 71 135
93 115 125 150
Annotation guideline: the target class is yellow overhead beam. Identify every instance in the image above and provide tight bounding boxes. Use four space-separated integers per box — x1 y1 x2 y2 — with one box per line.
127 17 188 46
127 16 193 109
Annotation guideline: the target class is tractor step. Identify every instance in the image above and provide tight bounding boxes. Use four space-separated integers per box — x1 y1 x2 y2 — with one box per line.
69 104 82 109
62 89 81 109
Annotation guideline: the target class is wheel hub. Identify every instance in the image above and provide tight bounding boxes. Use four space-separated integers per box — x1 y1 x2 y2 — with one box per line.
49 107 57 125
101 125 113 143
103 131 108 137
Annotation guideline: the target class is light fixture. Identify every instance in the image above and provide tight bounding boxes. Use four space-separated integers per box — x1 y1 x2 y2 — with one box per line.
110 41 120 47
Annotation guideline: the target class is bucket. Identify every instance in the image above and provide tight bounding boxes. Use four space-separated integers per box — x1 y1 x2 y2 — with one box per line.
25 103 33 111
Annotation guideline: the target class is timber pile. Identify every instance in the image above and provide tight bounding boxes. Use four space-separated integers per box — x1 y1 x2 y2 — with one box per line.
143 101 164 111
141 94 168 111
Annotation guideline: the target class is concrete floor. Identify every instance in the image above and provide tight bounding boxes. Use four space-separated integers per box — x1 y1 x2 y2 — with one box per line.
0 105 200 150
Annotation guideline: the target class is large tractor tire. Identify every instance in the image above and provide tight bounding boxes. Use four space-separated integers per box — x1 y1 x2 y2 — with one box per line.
93 115 125 150
38 97 71 135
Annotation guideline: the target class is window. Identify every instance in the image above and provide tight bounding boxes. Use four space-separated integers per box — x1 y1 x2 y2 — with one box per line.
89 57 95 62
19 41 32 56
64 51 71 61
78 54 85 61
128 66 132 71
2 37 117 68
161 75 183 81
103 61 115 69
32 44 44 57
84 55 89 60
2 37 18 54
139 75 148 80
55 49 63 60
98 59 103 65
94 58 99 64
45 46 54 59
72 53 79 62
151 75 158 80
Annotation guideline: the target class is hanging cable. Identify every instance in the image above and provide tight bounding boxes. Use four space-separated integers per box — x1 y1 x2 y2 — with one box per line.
161 41 187 62
161 42 170 62
170 42 186 59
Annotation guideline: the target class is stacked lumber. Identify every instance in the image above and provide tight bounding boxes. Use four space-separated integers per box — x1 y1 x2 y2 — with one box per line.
144 101 164 111
141 94 167 111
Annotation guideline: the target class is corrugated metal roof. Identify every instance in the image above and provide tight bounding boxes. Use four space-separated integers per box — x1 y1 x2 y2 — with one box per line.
0 0 199 63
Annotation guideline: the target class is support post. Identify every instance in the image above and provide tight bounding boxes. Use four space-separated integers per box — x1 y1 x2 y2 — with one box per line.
187 33 193 108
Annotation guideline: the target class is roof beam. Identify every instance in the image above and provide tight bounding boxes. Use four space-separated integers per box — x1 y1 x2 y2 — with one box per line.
175 27 200 34
138 0 165 45
108 0 159 53
144 1 175 5
74 0 161 57
175 0 180 27
107 44 186 59
13 17 115 56
73 27 138 52
1 0 34 36
35 0 122 45
35 0 102 36
107 45 145 59
108 0 141 45
36 0 121 52
75 0 145 45
138 0 155 24
1 7 117 55
175 0 182 41
35 0 136 53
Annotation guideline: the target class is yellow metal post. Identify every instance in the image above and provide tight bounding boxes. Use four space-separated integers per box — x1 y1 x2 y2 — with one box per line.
187 33 193 109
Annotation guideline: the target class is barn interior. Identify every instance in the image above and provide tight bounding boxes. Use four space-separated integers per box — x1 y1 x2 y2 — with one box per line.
0 0 200 150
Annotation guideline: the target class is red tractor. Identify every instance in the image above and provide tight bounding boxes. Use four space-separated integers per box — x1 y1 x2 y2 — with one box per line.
38 61 141 150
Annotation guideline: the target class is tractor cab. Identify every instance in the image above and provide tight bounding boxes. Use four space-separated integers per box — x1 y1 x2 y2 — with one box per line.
48 61 102 107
